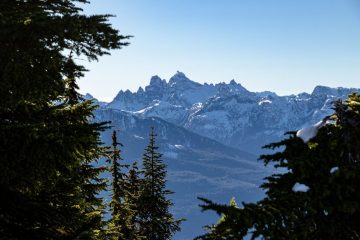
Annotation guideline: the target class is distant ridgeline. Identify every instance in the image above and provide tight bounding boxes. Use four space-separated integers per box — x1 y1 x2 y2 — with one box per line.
88 72 359 239
92 71 360 154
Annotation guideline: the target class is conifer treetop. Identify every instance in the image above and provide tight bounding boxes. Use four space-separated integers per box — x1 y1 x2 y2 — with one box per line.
197 93 360 240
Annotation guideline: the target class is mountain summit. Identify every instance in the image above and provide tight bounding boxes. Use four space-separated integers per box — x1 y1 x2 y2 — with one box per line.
104 72 360 153
92 72 359 239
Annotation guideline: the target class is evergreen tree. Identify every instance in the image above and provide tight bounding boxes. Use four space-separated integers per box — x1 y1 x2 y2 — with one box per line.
197 93 360 240
198 197 240 240
138 128 182 240
0 1 130 239
106 131 129 239
122 161 144 240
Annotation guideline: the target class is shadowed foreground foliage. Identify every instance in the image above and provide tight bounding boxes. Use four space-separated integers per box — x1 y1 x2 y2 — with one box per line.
0 0 129 239
197 93 360 240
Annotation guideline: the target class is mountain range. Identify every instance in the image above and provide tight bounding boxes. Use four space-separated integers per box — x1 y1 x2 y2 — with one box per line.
90 72 359 239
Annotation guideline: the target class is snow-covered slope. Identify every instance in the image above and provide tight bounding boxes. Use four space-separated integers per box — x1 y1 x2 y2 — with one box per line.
100 72 360 154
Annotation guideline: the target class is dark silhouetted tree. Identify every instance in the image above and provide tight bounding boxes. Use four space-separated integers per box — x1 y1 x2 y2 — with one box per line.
138 128 182 240
106 130 130 239
122 161 144 240
197 93 360 240
0 0 130 239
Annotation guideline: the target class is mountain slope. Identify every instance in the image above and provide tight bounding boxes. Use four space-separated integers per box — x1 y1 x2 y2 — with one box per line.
104 72 360 154
91 72 359 238
95 108 268 239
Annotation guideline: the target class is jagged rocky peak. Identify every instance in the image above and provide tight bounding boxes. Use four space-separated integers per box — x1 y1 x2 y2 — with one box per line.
311 85 334 96
137 87 144 94
112 89 139 106
216 79 250 96
169 71 188 83
83 93 95 100
83 93 108 106
296 92 311 99
168 71 200 87
113 90 124 101
145 75 167 93
149 75 166 86
230 79 248 91
115 89 132 98
311 85 359 97
124 89 132 96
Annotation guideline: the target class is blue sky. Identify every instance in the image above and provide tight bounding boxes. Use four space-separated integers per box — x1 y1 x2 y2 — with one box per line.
79 0 360 101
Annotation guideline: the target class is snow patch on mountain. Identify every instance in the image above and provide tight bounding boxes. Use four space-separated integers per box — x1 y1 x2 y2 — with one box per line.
97 72 359 154
258 99 272 105
91 73 359 239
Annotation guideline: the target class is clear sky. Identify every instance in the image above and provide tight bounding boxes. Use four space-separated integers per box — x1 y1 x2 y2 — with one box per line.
78 0 360 101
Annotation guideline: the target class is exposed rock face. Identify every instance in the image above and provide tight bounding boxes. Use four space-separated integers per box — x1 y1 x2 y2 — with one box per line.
101 72 359 153
89 72 359 239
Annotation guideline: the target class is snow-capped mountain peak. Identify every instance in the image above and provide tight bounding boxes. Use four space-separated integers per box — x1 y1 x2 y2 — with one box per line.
216 79 250 96
94 74 359 239
104 73 359 153
168 71 201 88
